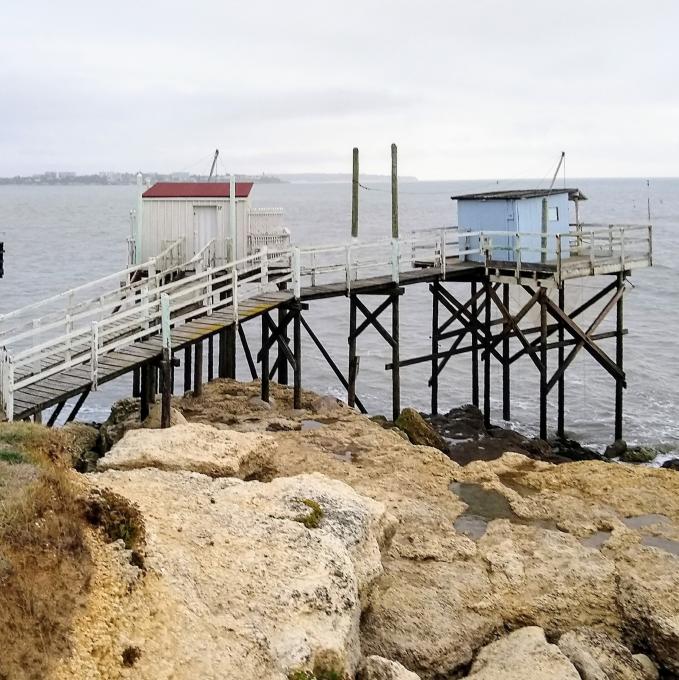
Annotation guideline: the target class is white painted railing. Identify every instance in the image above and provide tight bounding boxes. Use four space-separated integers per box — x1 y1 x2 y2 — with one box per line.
0 223 652 419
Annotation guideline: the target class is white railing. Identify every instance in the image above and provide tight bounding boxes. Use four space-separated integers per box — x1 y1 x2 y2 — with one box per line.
0 223 652 420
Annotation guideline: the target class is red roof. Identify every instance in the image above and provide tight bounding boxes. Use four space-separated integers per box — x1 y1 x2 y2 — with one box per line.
142 182 254 199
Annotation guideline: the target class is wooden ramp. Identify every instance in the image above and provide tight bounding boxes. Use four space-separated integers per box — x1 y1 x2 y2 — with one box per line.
12 291 293 421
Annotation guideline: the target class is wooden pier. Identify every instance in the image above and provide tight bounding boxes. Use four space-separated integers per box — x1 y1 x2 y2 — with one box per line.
0 175 653 444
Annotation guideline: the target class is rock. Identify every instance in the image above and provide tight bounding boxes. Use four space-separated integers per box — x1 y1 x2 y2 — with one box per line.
141 403 187 429
87 470 394 679
98 423 276 479
370 415 392 428
632 654 659 680
463 627 580 679
428 404 485 440
100 397 141 451
248 395 274 410
62 422 101 470
395 408 447 452
661 458 679 471
311 395 344 414
550 437 603 462
605 439 627 459
558 627 648 680
621 446 657 464
359 655 421 679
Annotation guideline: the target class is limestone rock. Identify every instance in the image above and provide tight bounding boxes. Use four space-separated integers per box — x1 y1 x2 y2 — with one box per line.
360 655 422 679
661 458 679 471
621 446 657 464
558 627 648 680
464 627 580 679
100 397 141 450
98 423 276 479
62 421 101 471
141 403 187 429
395 408 447 452
633 654 659 680
86 470 394 679
605 439 627 459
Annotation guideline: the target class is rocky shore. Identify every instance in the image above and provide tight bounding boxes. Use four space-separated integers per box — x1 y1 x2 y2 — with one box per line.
2 379 679 679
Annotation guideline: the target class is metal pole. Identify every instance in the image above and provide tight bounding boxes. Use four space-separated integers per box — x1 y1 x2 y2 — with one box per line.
502 282 510 421
557 284 565 438
352 147 359 240
471 281 479 408
431 281 439 415
615 272 624 441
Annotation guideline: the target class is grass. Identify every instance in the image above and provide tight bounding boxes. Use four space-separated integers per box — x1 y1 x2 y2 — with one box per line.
288 663 345 680
293 498 324 529
0 449 26 464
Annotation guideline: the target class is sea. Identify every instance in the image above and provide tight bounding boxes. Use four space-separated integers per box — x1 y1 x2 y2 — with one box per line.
0 178 677 458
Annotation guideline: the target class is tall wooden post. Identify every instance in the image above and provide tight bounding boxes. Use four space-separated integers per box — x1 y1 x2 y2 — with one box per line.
502 283 510 421
541 198 549 265
293 304 302 409
471 281 479 408
539 288 548 440
431 281 439 415
352 147 359 239
183 345 192 393
483 280 491 428
615 272 625 441
140 364 150 421
261 314 270 402
193 341 203 397
391 288 400 422
207 335 214 382
132 367 140 398
557 284 566 438
391 143 398 239
160 293 172 428
348 295 357 408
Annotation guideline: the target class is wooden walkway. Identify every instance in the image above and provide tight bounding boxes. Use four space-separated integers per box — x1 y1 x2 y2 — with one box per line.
12 291 293 420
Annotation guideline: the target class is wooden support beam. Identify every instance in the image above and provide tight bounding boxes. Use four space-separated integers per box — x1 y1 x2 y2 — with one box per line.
348 294 358 408
392 289 400 422
47 400 66 427
483 280 491 428
65 389 90 423
161 347 171 428
238 324 257 379
261 313 270 402
293 303 302 409
352 296 397 348
539 289 548 440
140 364 150 421
207 335 214 382
193 341 203 397
502 282 510 421
132 367 140 397
300 314 367 413
277 307 289 385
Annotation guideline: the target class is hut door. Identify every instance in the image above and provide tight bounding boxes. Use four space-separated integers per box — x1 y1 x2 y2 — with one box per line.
193 206 219 261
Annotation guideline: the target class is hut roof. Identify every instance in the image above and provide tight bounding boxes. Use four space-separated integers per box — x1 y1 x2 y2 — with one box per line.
142 182 254 199
451 188 587 202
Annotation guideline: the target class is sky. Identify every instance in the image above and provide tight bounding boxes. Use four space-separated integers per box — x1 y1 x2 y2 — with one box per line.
2 0 678 180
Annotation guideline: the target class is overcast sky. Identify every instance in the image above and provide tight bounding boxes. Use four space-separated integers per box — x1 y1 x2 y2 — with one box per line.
2 0 677 179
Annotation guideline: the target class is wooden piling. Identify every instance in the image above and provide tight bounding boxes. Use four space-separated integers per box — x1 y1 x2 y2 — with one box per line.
140 364 150 421
207 335 214 382
431 280 439 415
502 283 510 421
391 288 400 422
261 314 270 402
160 347 171 428
615 272 624 441
391 144 398 239
539 288 548 440
132 367 140 397
483 281 491 428
193 341 203 397
471 281 479 408
557 284 566 438
184 345 192 393
293 304 302 409
277 307 289 385
348 295 357 408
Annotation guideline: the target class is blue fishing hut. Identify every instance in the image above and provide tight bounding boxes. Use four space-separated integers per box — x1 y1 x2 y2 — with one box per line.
452 188 586 264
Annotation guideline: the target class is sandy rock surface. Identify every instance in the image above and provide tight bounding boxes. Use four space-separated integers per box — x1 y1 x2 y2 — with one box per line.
360 655 422 679
74 469 393 680
141 403 187 429
463 627 580 679
98 422 276 479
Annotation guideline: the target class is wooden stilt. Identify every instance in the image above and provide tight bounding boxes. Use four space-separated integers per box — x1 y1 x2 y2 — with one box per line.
431 280 439 415
65 389 90 423
293 304 302 409
392 288 400 421
47 400 66 427
193 341 203 397
502 282 510 421
539 289 548 440
239 324 257 379
132 367 140 397
225 325 236 378
615 272 625 441
161 347 171 428
483 280 491 428
184 345 192 393
471 281 480 408
149 365 157 404
348 294 357 408
140 364 150 421
557 284 566 438
277 307 289 385
261 314 270 402
207 335 214 382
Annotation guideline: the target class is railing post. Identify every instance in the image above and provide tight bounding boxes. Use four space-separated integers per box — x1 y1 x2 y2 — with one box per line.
292 247 301 299
515 232 521 282
648 224 653 265
0 349 14 422
440 228 446 276
589 230 596 273
260 245 269 287
345 245 352 292
619 227 625 269
556 234 562 285
91 321 99 390
232 266 239 323
311 251 317 288
391 238 400 283
206 270 214 316
160 293 172 428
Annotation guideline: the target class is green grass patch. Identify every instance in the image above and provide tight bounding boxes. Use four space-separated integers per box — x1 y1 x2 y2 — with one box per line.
0 449 27 465
293 498 324 529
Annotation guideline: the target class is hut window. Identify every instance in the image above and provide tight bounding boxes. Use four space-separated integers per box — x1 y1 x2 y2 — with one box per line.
548 207 559 221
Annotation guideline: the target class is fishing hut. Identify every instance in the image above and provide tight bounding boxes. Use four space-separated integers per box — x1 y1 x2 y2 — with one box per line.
0 146 653 448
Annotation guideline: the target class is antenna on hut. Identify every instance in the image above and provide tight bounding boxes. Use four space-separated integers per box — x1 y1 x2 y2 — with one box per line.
541 151 565 264
208 149 219 182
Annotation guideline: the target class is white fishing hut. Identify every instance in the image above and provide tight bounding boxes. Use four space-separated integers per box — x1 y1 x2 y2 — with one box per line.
452 188 586 264
129 178 290 268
